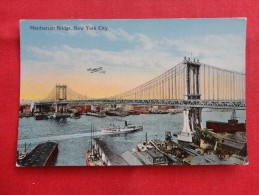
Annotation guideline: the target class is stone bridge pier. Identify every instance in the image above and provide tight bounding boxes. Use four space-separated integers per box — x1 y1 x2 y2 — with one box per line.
54 102 68 113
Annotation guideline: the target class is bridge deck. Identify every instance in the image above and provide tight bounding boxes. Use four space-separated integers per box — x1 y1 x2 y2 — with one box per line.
34 99 245 109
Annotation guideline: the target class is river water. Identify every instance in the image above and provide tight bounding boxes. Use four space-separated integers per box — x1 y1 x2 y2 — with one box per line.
17 110 245 166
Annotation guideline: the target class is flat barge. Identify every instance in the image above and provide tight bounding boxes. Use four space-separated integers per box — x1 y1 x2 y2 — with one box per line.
206 110 246 133
17 142 58 166
206 119 245 134
85 110 106 117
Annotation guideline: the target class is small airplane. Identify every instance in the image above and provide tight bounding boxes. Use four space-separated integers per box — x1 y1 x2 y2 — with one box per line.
86 67 106 74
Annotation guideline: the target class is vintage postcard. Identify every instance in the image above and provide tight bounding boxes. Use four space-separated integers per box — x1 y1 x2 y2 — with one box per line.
18 19 247 166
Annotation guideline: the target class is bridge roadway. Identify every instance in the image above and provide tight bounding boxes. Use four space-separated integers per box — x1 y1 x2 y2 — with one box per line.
34 99 246 110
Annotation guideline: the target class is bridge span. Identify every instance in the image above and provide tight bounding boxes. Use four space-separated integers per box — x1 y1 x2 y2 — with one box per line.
34 99 245 110
31 58 246 143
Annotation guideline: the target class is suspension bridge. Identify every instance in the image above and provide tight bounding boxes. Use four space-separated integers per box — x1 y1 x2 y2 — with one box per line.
33 57 246 142
36 57 245 108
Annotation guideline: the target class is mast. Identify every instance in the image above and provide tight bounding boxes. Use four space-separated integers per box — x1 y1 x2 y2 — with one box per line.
90 124 93 156
231 110 237 120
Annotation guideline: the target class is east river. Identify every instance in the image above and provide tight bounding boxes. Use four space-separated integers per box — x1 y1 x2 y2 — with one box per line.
17 110 246 166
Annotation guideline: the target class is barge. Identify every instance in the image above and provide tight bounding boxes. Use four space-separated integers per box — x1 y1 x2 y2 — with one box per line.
17 142 58 166
206 120 245 133
85 110 106 118
105 109 129 117
206 110 245 133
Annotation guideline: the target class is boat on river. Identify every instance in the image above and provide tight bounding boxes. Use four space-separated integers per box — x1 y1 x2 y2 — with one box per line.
70 112 81 119
34 113 48 120
51 112 70 119
86 125 106 166
17 142 58 166
85 110 106 118
105 108 129 117
101 121 143 134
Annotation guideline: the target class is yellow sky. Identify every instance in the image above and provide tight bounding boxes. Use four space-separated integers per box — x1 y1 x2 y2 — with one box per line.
20 70 158 100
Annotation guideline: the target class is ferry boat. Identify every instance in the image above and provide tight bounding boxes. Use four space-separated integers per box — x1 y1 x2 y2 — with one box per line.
101 121 143 134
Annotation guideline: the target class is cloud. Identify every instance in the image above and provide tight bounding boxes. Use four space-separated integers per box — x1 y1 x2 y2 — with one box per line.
80 23 100 37
22 28 246 99
43 22 245 73
161 34 245 72
25 44 180 74
25 31 245 76
102 28 134 42
135 33 158 50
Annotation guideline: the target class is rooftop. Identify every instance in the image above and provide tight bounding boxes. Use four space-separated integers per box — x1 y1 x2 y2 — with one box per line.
121 151 143 166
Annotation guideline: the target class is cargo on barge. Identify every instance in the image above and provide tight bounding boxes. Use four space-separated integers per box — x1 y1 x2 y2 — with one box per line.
17 142 58 166
206 110 245 133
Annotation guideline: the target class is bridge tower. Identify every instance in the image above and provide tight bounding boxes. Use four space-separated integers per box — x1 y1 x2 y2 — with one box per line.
55 84 67 100
178 57 202 142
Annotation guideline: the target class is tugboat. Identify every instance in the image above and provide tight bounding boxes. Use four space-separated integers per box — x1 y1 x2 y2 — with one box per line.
86 125 106 166
101 121 143 134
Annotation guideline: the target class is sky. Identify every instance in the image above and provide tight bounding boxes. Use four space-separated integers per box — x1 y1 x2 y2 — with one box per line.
20 19 246 100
